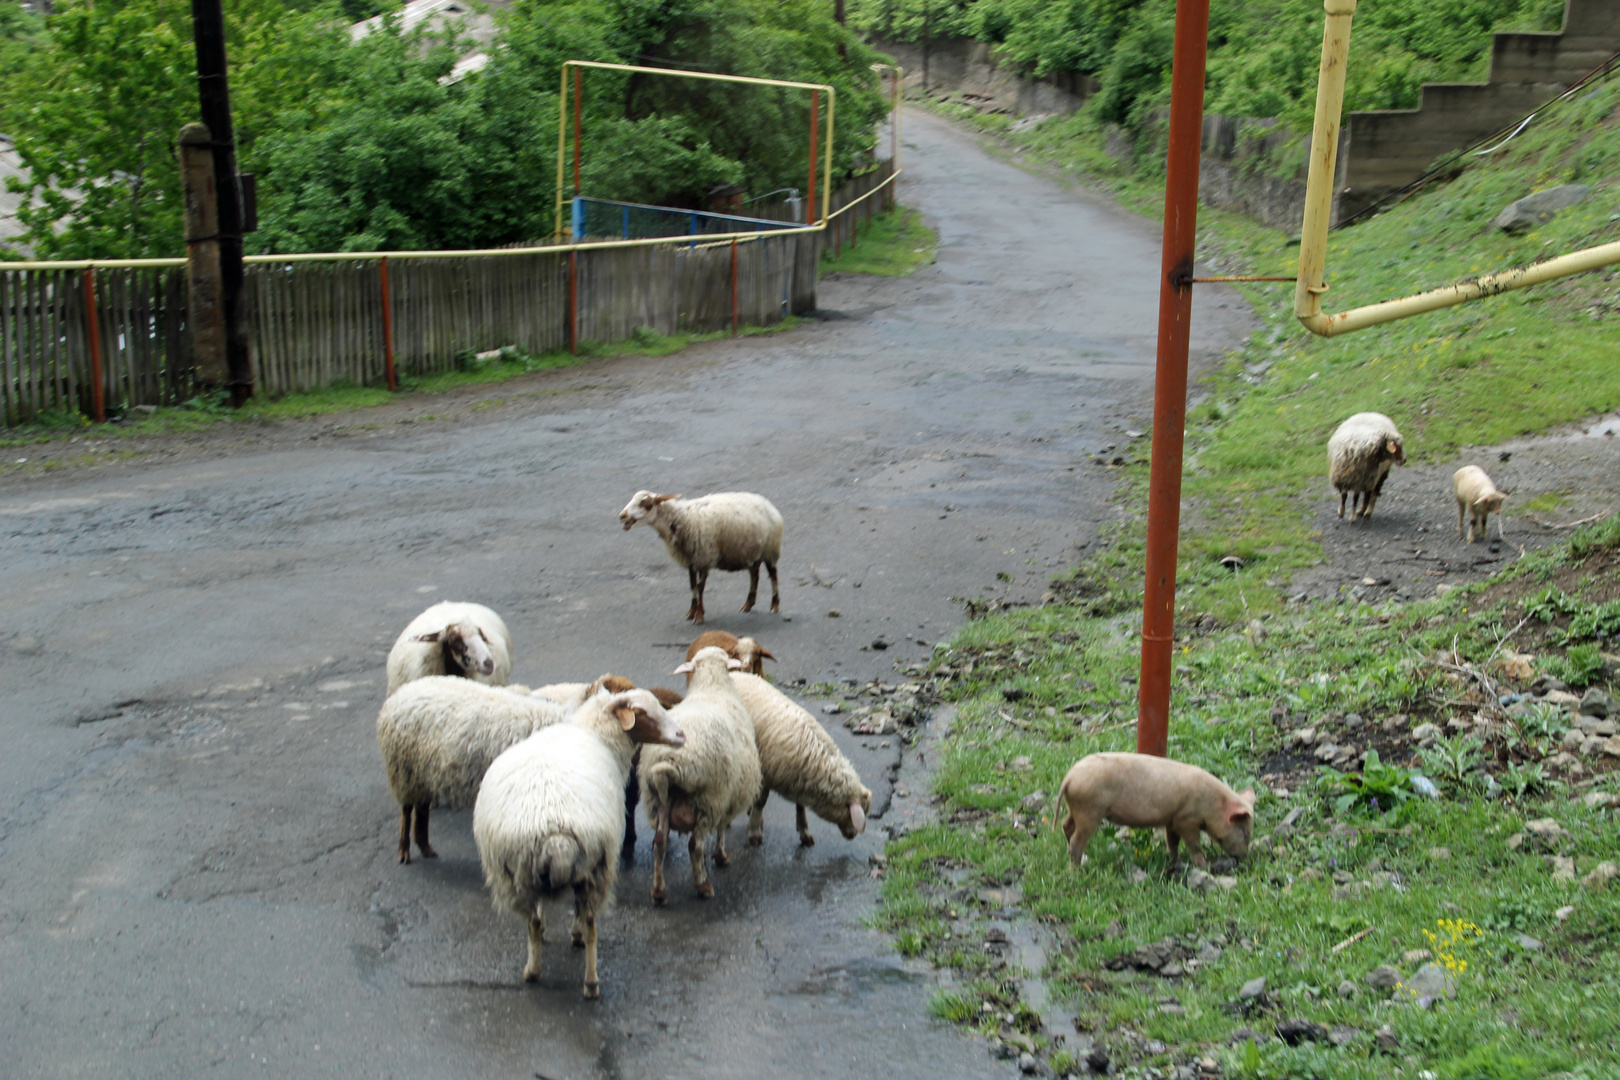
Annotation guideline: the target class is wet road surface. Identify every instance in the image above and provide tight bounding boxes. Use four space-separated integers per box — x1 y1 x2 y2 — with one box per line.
0 110 1253 1078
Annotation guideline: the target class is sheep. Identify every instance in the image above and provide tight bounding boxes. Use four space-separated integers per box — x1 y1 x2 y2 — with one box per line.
639 646 761 904
618 490 784 624
731 673 871 848
386 601 513 695
473 685 686 998
376 676 571 863
1327 413 1405 521
1454 466 1507 544
684 629 775 675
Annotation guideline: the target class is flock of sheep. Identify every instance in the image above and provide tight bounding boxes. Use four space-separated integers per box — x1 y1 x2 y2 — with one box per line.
372 490 872 999
1327 411 1506 542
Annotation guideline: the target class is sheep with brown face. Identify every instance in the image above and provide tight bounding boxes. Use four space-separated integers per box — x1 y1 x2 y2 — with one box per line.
1327 413 1405 521
619 490 784 623
386 601 513 695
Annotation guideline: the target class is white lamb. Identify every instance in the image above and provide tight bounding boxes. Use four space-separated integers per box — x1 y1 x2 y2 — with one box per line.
1327 413 1405 521
1454 465 1507 544
386 601 513 695
731 673 872 847
618 490 784 624
473 687 686 998
639 647 761 904
376 676 569 863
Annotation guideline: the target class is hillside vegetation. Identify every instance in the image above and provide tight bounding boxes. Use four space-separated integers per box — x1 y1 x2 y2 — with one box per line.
0 0 887 259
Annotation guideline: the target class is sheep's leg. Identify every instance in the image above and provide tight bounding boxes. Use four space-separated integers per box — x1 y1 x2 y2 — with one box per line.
742 562 760 612
767 560 780 613
1457 499 1467 539
748 788 768 846
651 803 670 906
1337 490 1347 519
581 911 600 1000
690 832 714 898
413 802 437 859
523 909 545 982
685 567 700 622
795 803 815 847
397 806 413 864
691 568 709 624
620 769 639 863
713 823 731 867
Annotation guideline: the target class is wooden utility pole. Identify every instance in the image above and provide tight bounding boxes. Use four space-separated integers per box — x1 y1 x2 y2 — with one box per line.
177 123 228 389
190 0 252 405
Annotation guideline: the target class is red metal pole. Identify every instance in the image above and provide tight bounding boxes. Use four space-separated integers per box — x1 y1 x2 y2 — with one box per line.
568 250 578 354
81 268 105 422
1137 0 1211 759
730 238 738 335
379 256 397 392
573 67 583 196
807 90 819 226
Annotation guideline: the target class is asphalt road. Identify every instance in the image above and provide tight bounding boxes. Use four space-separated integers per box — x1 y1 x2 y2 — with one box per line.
0 109 1252 1079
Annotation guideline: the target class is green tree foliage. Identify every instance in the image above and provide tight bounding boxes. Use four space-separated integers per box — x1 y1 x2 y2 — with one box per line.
1 0 888 258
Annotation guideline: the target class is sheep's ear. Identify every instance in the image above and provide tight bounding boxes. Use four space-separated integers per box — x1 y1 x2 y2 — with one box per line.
613 706 638 731
412 631 444 643
726 657 744 670
849 801 866 834
672 660 695 675
654 493 682 504
757 646 777 662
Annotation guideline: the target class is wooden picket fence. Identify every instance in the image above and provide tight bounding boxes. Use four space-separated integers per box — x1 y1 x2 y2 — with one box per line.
0 164 892 427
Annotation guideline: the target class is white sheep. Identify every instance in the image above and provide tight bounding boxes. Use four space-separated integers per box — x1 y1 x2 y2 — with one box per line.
1454 466 1507 544
684 629 775 675
731 673 872 847
386 601 513 695
639 646 761 904
473 686 686 998
1327 412 1405 521
618 490 784 624
376 676 570 863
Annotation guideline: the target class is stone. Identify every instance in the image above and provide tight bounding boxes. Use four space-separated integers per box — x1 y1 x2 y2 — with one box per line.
1366 965 1402 992
1275 1018 1328 1046
1556 905 1576 921
1577 717 1617 737
1103 919 1124 939
1514 933 1544 951
1238 977 1267 1002
1427 847 1452 860
1412 722 1442 745
1525 818 1569 842
1085 1046 1110 1074
1603 736 1620 758
1313 741 1340 762
1580 688 1613 718
822 703 843 715
1374 1026 1400 1053
1403 961 1455 1000
1533 675 1571 695
1298 868 1323 882
1128 868 1149 884
1337 979 1356 998
1563 728 1587 751
1211 856 1238 875
1493 651 1536 682
1018 1051 1038 1074
1401 949 1432 965
1583 792 1620 811
1583 861 1619 888
1552 856 1577 882
1213 875 1239 891
1186 868 1214 892
1246 619 1268 641
1022 791 1049 811
1329 1025 1361 1047
1544 689 1583 710
1196 942 1222 963
1493 184 1592 234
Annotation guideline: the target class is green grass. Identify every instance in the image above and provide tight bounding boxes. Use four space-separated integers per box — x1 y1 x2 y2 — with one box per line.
0 321 802 449
822 205 937 276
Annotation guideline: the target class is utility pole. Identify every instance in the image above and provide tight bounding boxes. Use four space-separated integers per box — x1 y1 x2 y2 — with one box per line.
177 123 228 390
190 0 252 405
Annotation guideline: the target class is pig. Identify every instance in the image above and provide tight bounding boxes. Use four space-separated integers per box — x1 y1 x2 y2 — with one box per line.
1056 752 1256 869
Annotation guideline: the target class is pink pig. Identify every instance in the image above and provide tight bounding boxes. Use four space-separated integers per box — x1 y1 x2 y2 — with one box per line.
1056 752 1256 868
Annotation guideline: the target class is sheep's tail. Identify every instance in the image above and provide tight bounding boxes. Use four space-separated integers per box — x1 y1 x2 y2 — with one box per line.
534 833 585 894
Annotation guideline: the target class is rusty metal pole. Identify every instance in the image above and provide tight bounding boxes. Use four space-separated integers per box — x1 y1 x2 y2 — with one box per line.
573 67 583 197
1137 0 1211 759
730 238 739 335
379 256 397 392
177 122 228 393
81 269 105 423
807 90 819 226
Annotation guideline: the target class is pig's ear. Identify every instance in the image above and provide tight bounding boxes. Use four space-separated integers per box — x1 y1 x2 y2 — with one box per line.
1238 787 1256 809
1227 803 1253 826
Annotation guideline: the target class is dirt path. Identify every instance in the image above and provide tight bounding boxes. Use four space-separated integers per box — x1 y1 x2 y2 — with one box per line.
0 109 1254 1079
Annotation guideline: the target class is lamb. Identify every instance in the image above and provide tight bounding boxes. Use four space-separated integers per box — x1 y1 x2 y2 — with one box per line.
730 673 871 847
1454 466 1507 544
386 601 514 695
618 490 784 623
1327 412 1405 521
473 685 686 998
376 676 570 863
684 629 776 675
639 646 761 904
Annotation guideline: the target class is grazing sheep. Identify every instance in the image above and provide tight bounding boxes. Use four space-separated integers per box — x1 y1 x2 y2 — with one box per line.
730 673 871 847
639 647 761 904
473 686 686 998
684 630 776 675
376 677 570 863
1454 466 1507 544
386 601 513 695
1327 413 1405 521
618 490 784 623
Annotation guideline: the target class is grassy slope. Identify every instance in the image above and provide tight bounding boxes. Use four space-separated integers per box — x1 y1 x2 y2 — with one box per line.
878 78 1620 1080
823 205 939 276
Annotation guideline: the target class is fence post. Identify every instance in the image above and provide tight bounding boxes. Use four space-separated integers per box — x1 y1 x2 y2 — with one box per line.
178 122 229 392
568 250 578 354
730 238 738 335
81 269 105 423
379 256 397 391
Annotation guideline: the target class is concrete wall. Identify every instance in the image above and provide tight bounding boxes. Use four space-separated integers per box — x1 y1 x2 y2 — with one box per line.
1341 0 1620 221
1197 116 1344 232
871 37 1098 117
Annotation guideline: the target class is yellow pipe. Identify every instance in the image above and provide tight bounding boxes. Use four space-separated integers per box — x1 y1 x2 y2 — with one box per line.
563 59 833 93
1294 0 1620 335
